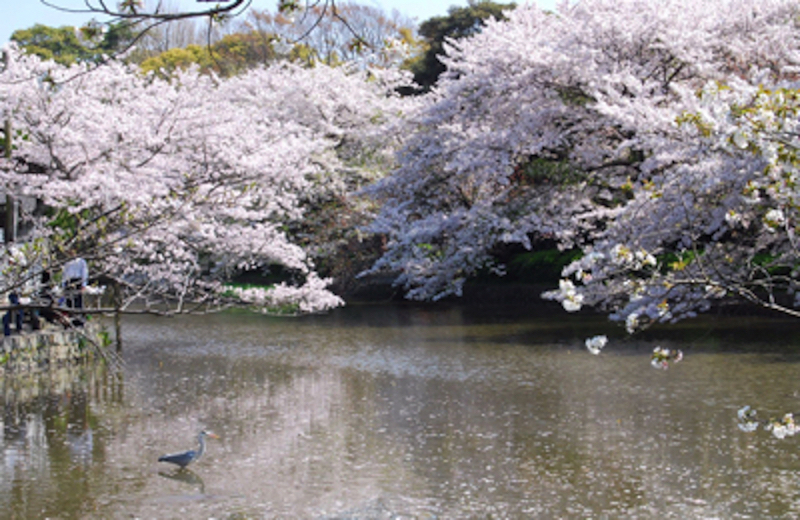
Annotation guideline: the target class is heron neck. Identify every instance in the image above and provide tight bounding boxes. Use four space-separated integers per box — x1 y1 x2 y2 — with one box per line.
196 433 206 461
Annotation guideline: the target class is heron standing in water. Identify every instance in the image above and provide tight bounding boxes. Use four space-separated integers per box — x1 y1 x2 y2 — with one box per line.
158 430 220 469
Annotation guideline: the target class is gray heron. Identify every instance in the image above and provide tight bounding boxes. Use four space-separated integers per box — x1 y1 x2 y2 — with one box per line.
158 430 220 469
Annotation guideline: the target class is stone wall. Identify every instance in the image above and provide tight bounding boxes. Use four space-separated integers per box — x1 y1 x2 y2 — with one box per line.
0 324 104 373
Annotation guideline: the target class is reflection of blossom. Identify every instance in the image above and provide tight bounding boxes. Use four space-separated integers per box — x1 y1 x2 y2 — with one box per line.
766 413 798 439
68 427 94 467
650 346 683 369
585 335 608 355
737 405 759 432
735 407 800 438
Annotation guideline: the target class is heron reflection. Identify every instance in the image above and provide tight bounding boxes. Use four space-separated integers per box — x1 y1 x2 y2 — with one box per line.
158 467 206 493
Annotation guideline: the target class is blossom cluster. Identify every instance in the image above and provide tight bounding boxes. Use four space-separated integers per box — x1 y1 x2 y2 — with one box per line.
0 44 409 313
650 347 683 370
584 335 608 355
362 0 800 328
230 274 344 314
556 279 584 312
738 406 800 439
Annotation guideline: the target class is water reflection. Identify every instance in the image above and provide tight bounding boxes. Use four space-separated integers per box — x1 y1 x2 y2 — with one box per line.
3 303 800 518
158 468 206 492
1 364 121 519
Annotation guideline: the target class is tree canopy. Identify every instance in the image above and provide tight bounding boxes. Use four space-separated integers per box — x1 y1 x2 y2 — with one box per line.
364 0 800 329
10 23 135 64
138 31 294 77
404 1 516 93
0 45 411 315
6 0 800 330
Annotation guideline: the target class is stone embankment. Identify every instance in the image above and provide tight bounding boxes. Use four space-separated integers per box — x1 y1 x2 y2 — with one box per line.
0 324 104 373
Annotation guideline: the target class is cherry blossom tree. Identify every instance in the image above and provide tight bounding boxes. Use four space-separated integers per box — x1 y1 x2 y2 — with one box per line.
363 0 800 329
0 44 409 315
551 82 800 332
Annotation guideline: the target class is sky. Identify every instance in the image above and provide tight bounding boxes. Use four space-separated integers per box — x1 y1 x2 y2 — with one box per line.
1 0 556 44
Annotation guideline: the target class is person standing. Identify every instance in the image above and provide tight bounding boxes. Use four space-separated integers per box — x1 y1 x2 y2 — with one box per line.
62 255 89 312
2 291 23 336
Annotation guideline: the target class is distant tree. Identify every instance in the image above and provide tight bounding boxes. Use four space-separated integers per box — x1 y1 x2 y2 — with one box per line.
405 1 516 93
38 1 388 63
131 7 209 56
11 25 88 65
207 31 283 74
41 0 250 53
139 43 214 76
139 31 308 77
10 23 135 65
241 2 416 68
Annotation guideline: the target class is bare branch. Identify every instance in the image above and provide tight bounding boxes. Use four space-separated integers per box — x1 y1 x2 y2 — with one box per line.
41 0 252 23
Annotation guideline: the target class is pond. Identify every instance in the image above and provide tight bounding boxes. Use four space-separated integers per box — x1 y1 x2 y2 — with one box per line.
3 301 800 519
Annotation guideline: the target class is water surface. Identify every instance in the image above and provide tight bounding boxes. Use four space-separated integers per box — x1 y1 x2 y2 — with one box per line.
3 302 800 518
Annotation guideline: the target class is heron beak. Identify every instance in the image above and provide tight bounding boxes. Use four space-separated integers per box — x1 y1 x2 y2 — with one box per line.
207 432 220 439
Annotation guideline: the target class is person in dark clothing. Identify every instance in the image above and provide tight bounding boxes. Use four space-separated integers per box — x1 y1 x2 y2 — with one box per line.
33 270 64 330
3 292 23 336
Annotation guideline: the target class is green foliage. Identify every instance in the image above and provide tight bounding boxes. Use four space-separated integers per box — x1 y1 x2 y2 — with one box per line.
514 157 583 186
555 85 596 107
676 111 714 137
140 44 215 77
659 250 699 272
98 328 112 348
100 22 137 54
140 31 302 78
48 207 83 235
214 32 276 74
278 0 302 15
506 248 582 283
119 0 143 15
11 24 90 65
221 282 302 315
0 125 25 155
220 282 275 299
416 242 444 260
45 204 119 265
750 252 792 277
404 1 517 93
47 205 99 246
11 22 136 65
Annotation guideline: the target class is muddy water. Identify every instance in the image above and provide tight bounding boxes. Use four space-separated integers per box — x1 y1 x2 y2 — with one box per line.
3 302 800 518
